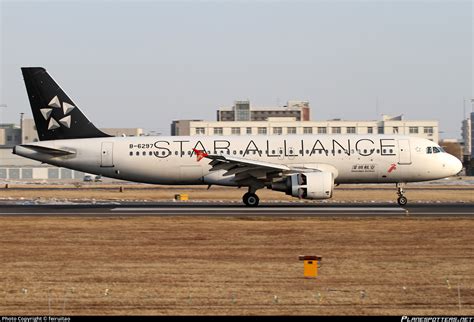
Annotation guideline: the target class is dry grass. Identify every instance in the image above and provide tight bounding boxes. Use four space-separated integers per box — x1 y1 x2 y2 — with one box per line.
0 216 473 315
2 183 474 203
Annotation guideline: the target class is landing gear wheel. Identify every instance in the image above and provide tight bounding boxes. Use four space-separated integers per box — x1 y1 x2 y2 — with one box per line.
397 196 408 206
243 192 259 207
396 183 408 206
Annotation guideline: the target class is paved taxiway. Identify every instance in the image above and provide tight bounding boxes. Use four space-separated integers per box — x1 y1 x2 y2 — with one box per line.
1 202 473 217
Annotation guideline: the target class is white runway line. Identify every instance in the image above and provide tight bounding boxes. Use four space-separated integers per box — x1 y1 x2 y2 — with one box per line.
111 207 407 212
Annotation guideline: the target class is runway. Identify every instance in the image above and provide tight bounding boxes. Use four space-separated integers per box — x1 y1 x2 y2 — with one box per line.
1 202 474 217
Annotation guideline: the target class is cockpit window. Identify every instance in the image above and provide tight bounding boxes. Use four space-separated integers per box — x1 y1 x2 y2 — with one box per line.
427 146 444 154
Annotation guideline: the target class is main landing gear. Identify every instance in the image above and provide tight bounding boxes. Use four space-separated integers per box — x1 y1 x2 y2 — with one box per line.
243 192 260 207
242 185 261 207
396 183 408 206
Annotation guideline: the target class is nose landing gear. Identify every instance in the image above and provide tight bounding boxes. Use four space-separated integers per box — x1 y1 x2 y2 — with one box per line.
396 183 408 206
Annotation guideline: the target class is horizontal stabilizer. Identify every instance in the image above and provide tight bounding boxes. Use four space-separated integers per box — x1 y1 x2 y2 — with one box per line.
20 144 75 156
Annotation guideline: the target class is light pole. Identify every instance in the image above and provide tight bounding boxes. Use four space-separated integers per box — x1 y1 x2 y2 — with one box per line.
20 112 24 144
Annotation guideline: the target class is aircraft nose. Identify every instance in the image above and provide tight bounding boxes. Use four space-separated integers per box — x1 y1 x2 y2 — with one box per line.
448 155 463 176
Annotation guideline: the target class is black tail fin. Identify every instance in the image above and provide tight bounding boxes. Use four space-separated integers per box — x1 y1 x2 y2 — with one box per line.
21 67 111 141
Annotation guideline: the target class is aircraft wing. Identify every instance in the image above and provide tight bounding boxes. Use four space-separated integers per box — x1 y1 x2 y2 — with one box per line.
193 149 312 185
206 154 290 183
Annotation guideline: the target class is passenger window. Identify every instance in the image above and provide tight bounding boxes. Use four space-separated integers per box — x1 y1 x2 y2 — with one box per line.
175 151 178 155
149 151 153 156
142 151 146 156
136 151 140 156
129 151 133 156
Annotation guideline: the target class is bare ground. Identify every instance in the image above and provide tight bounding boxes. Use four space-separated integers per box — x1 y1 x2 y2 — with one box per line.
0 216 473 315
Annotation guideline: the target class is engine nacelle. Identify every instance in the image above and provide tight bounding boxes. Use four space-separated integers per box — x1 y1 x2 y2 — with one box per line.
271 171 334 199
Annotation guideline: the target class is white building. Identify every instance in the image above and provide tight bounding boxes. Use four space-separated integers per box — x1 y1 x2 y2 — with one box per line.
172 114 439 142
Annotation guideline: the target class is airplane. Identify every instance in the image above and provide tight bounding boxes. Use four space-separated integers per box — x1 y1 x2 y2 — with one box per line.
13 67 463 206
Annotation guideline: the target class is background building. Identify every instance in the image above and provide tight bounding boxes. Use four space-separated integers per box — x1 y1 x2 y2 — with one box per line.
172 103 439 142
461 112 474 175
216 100 310 122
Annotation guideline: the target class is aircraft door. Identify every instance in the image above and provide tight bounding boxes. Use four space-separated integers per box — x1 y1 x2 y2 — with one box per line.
398 139 411 165
101 142 114 167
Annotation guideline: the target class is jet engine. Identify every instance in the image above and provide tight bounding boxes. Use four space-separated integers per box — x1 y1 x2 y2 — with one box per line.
270 171 334 199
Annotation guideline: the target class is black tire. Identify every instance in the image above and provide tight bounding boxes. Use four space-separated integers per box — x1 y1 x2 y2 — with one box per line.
243 193 259 207
397 196 408 206
242 192 250 206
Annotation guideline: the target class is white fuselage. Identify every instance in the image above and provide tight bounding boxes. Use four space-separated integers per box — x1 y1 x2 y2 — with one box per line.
14 134 462 186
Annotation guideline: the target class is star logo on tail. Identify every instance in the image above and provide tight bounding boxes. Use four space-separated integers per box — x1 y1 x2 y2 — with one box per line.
40 95 76 130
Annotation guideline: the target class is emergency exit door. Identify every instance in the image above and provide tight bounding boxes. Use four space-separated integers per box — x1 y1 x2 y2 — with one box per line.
398 139 411 165
101 142 114 167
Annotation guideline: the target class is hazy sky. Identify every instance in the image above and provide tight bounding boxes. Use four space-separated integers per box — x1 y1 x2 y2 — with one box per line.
0 0 472 138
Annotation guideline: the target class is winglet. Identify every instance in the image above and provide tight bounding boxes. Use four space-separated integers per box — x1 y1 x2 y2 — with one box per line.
193 148 208 162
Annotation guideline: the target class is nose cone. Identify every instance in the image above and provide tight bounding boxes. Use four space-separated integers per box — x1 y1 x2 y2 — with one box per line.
448 155 463 176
